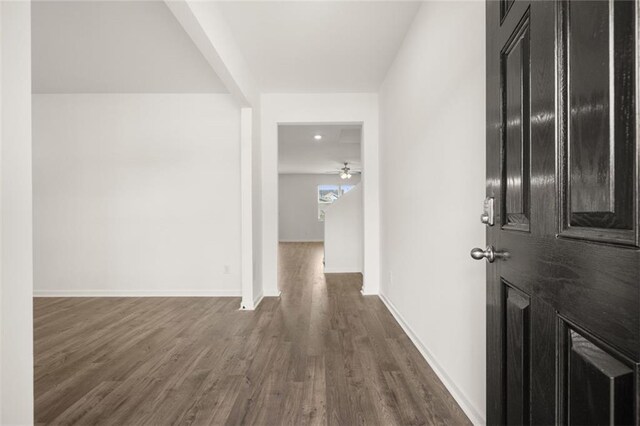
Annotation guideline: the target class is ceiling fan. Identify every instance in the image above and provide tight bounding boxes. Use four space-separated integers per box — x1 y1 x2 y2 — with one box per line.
332 162 362 179
340 162 352 179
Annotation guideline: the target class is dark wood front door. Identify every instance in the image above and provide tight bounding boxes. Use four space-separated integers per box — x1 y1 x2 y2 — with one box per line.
485 0 639 424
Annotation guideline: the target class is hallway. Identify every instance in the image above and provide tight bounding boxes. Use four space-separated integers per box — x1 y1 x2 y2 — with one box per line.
34 242 469 425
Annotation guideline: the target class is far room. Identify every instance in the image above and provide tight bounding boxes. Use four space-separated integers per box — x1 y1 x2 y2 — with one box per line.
278 123 363 281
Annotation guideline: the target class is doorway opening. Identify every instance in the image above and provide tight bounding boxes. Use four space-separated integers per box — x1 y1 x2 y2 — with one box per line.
277 123 364 291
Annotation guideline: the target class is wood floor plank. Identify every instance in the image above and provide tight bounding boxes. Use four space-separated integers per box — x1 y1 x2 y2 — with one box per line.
35 242 470 425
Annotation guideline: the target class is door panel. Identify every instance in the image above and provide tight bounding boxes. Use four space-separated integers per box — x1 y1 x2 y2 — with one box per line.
558 321 636 426
485 0 640 424
501 0 516 21
505 285 531 425
567 1 614 216
502 14 531 231
561 0 637 244
566 328 634 425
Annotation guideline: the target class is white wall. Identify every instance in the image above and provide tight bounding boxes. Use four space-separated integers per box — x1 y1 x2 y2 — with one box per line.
165 0 261 308
33 94 242 296
1 2 34 424
379 2 486 424
324 184 363 273
251 101 263 306
261 93 379 296
279 173 361 242
240 108 254 309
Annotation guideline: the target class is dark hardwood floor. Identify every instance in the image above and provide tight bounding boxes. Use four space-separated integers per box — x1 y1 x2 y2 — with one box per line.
34 242 470 425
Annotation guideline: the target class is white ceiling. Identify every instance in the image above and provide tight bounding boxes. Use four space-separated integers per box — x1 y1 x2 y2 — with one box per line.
216 1 421 92
279 124 361 174
32 1 228 94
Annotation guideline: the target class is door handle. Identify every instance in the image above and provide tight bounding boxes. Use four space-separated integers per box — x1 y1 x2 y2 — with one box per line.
470 246 509 263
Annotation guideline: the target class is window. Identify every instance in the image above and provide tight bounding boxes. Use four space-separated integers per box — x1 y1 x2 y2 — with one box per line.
317 184 355 221
318 185 341 204
341 185 355 194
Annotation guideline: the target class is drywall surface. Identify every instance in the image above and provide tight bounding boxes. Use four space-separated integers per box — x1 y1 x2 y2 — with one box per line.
240 108 254 309
261 93 379 296
252 103 263 305
279 173 360 242
324 184 363 273
1 2 34 424
379 2 486 424
31 1 228 94
33 94 242 296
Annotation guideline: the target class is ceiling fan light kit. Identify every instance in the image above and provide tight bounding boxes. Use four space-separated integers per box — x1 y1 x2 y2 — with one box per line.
340 162 352 179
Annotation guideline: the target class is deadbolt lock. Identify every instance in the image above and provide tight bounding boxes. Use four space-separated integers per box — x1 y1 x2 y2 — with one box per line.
481 197 495 226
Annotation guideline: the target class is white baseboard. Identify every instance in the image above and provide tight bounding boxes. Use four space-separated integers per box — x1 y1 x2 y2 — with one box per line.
253 291 264 308
262 289 281 297
379 292 485 426
34 289 242 297
324 267 362 274
239 290 264 311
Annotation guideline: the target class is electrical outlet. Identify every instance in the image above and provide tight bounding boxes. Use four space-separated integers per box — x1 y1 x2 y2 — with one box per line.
388 270 393 285
224 265 230 274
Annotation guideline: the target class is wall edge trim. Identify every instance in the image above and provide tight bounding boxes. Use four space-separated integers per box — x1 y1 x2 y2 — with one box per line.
379 292 486 426
34 290 242 298
240 290 264 310
278 240 324 243
323 267 362 274
262 290 281 297
252 292 264 308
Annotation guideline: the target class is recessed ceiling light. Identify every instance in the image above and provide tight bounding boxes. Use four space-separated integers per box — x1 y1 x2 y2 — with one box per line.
314 134 322 141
